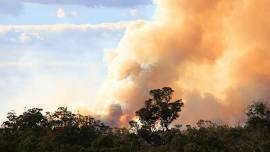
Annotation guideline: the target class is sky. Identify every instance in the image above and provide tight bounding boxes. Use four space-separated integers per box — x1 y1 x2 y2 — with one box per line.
0 0 155 121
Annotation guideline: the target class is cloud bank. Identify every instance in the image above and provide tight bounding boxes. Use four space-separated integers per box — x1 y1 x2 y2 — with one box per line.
99 0 270 126
56 8 78 18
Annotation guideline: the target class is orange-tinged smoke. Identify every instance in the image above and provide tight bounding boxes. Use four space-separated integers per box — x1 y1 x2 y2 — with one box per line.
98 0 270 126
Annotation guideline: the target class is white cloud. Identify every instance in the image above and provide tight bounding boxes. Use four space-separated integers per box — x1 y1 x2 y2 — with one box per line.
56 8 79 18
56 8 65 18
19 33 32 42
129 9 139 16
0 22 131 72
0 22 131 67
0 22 129 33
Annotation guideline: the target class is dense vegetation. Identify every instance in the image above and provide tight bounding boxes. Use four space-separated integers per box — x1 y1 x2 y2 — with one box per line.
1 87 270 152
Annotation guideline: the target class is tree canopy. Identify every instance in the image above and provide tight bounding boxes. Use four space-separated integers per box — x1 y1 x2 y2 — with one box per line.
135 87 184 131
0 87 270 152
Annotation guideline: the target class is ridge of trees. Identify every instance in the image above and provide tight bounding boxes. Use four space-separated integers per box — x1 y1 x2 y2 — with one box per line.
0 87 270 152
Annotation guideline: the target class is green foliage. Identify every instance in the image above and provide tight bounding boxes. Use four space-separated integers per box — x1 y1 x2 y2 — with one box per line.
0 107 112 152
135 87 184 131
246 102 270 130
132 87 184 145
0 88 270 152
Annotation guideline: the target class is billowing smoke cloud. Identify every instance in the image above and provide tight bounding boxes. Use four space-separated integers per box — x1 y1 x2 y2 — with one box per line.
99 0 270 126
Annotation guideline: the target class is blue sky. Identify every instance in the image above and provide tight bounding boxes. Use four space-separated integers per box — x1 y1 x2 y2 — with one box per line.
0 0 155 121
0 3 154 24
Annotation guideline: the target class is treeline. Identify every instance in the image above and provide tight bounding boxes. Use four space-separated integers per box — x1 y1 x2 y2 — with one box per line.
0 87 270 152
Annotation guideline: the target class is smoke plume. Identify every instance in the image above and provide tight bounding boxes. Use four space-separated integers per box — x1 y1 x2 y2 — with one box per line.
98 0 270 126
